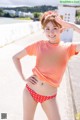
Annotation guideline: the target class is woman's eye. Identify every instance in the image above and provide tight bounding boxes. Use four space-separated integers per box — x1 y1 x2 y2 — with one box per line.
46 28 49 30
54 28 57 30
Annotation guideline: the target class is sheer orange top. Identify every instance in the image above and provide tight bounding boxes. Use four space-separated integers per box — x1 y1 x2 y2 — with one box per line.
26 40 78 87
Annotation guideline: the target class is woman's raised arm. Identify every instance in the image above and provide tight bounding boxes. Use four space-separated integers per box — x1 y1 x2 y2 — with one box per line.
55 16 80 33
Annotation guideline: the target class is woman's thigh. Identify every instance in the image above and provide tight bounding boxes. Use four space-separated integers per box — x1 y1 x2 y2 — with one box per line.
23 87 38 120
41 98 61 120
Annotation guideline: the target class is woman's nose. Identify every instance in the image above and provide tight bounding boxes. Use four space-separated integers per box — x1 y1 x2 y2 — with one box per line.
50 29 56 34
49 33 54 36
49 30 55 35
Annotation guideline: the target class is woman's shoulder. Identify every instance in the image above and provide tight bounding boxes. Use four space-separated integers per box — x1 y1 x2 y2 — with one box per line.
36 40 46 45
59 41 73 50
60 41 71 47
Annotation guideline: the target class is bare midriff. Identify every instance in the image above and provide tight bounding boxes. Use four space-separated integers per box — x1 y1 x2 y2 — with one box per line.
26 75 57 96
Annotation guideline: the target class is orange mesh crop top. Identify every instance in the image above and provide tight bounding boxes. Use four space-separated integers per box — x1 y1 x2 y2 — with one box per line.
26 40 78 87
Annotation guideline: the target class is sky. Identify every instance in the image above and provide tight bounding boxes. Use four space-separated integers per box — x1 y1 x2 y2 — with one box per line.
0 0 58 7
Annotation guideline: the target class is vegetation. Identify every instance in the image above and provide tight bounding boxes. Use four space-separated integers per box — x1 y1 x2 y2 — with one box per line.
32 12 42 20
3 13 11 17
0 5 57 20
15 17 32 20
1 5 57 13
0 8 4 16
76 9 80 17
76 9 80 24
0 6 57 20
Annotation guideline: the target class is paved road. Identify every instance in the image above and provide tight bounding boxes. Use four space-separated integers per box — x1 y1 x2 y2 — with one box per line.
0 30 80 120
0 17 32 24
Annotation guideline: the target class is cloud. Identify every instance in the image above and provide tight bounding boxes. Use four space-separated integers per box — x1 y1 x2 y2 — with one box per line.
0 0 58 7
0 0 12 5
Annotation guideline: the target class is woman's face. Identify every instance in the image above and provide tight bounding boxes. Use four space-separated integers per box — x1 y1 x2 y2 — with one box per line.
44 21 61 43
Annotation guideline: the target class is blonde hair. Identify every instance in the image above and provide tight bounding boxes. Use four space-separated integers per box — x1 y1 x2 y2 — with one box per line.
40 11 62 29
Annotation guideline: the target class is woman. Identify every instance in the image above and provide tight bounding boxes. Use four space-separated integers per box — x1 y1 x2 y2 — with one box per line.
12 11 80 120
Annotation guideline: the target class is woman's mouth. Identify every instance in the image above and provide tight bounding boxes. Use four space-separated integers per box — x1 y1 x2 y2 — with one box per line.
49 35 56 39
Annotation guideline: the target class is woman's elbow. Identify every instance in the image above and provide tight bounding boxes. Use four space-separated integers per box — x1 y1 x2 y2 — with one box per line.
13 49 27 60
12 55 17 60
12 55 19 63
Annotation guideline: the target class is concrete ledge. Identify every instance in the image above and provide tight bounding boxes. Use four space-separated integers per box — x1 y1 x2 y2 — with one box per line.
0 21 41 47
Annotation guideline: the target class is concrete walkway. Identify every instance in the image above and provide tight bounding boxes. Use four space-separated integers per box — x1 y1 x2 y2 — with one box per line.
0 30 80 120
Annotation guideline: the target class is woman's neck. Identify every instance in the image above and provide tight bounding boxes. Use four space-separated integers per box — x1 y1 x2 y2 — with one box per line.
48 38 60 45
48 41 59 44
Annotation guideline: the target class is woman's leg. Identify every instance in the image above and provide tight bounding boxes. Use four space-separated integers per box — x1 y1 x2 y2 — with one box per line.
41 97 61 120
23 87 38 120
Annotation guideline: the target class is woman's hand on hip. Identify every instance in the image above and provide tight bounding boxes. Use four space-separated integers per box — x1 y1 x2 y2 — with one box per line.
26 75 38 85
